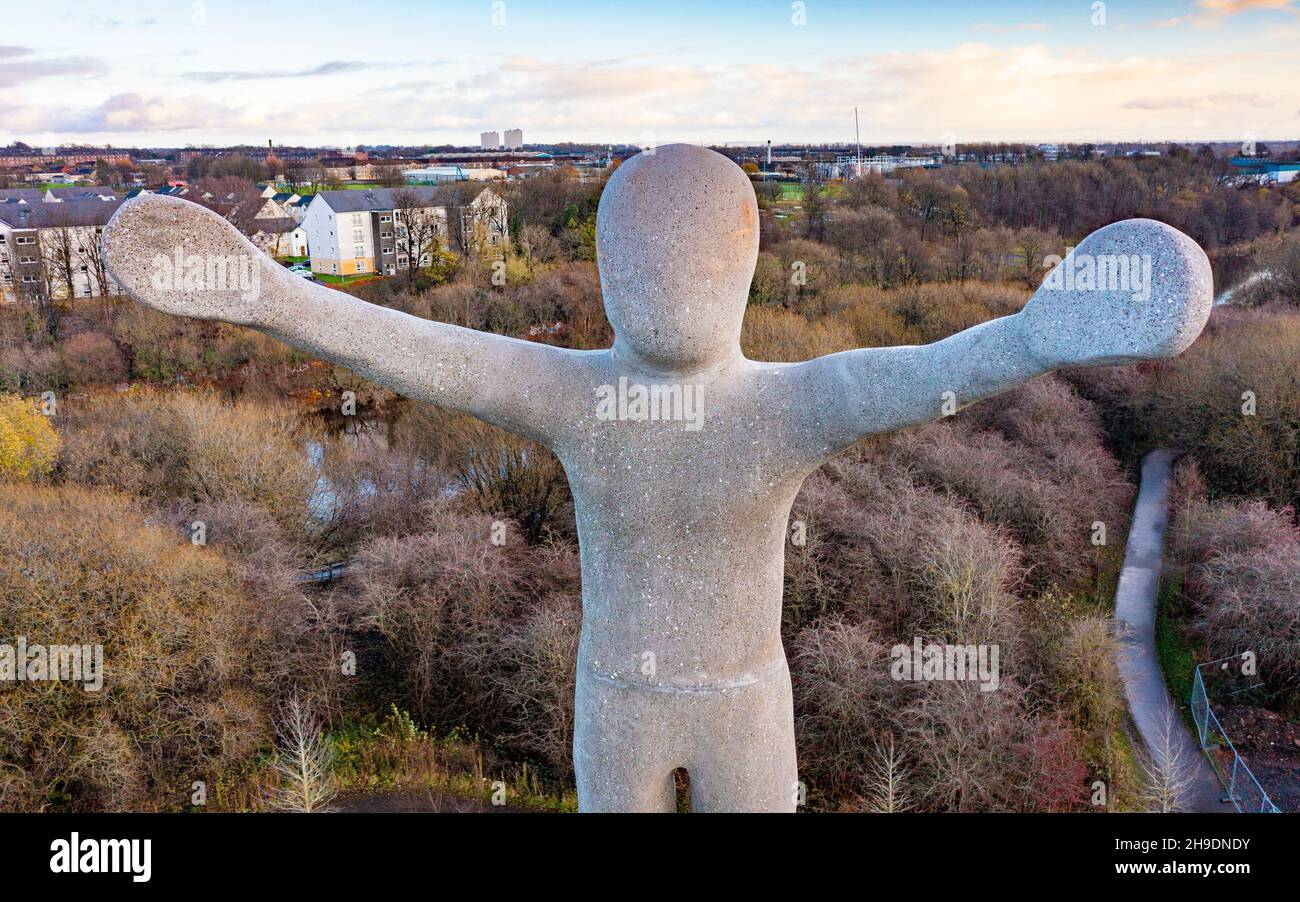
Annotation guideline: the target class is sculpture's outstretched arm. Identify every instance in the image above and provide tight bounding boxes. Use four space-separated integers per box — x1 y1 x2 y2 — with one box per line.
796 218 1213 451
102 194 570 443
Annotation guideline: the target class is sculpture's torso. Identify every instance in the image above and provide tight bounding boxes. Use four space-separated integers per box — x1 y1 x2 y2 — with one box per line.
546 353 831 691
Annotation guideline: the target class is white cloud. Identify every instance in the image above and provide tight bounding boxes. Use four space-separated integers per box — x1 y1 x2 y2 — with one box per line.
46 93 254 133
5 39 1300 144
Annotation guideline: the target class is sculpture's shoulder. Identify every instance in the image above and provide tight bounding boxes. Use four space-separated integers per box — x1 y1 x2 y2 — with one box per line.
741 349 883 399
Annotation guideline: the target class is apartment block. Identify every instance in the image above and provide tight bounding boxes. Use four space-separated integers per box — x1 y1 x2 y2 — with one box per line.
301 186 509 277
0 193 123 303
302 188 449 277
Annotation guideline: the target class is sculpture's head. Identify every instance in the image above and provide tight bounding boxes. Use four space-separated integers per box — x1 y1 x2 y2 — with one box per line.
597 143 759 371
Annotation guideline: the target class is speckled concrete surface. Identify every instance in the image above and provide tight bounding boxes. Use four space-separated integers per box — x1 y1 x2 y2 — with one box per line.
102 143 1213 812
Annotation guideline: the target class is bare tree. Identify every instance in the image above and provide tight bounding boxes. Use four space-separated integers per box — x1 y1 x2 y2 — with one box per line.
80 226 116 322
23 254 57 337
374 165 406 188
40 213 78 302
1137 708 1197 813
392 188 445 286
859 734 913 812
801 164 828 240
266 695 336 813
195 176 263 237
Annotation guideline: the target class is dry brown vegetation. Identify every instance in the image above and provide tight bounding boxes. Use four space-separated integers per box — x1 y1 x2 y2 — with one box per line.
0 484 269 810
5 147 1297 812
781 372 1129 810
1078 306 1300 515
1168 460 1300 699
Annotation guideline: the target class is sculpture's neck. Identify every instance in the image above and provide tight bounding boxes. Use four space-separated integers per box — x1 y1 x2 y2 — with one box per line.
609 338 745 381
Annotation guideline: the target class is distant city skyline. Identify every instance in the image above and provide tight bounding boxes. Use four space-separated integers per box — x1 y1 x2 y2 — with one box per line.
3 0 1299 147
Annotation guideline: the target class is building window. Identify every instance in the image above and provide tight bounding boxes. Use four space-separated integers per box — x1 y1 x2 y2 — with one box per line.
21 275 37 284
380 215 391 223
16 236 35 245
354 245 364 257
19 256 36 264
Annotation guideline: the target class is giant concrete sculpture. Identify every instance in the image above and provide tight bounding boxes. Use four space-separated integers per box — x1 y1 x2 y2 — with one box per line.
101 144 1213 812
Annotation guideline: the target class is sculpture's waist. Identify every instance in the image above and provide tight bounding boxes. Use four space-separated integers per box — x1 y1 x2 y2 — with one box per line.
577 641 788 694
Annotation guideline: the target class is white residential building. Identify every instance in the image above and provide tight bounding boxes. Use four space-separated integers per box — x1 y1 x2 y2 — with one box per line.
480 131 500 150
504 128 524 150
301 187 449 277
302 186 509 277
0 198 124 303
250 218 309 258
459 188 510 258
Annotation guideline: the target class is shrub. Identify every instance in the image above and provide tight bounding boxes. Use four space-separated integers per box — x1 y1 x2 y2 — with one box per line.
896 377 1131 595
314 427 448 546
60 332 126 388
349 511 523 726
0 344 64 395
741 305 854 362
788 452 1024 646
1057 616 1125 738
790 616 906 805
58 389 315 535
1169 489 1300 695
0 394 59 481
901 681 1089 812
1092 307 1300 513
493 593 582 775
393 404 571 544
0 484 271 811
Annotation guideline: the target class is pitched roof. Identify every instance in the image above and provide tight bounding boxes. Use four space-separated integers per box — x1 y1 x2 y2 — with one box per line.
0 189 43 203
252 216 300 234
0 198 125 229
46 186 118 201
314 187 443 213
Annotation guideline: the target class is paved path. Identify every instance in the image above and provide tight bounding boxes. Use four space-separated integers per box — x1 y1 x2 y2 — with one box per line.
1113 449 1227 812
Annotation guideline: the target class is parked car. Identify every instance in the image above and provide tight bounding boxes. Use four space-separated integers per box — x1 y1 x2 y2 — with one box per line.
287 264 315 280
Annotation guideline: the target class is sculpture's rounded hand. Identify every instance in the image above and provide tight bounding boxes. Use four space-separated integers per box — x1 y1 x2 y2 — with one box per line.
101 194 278 327
1018 218 1212 368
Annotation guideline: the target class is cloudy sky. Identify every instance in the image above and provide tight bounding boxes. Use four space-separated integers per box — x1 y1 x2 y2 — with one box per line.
2 0 1299 147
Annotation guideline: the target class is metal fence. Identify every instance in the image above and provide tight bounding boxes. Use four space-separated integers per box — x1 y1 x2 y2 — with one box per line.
1190 662 1281 813
297 560 351 585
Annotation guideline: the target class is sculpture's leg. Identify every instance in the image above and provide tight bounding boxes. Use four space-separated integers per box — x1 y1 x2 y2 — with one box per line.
573 671 679 812
686 665 798 813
